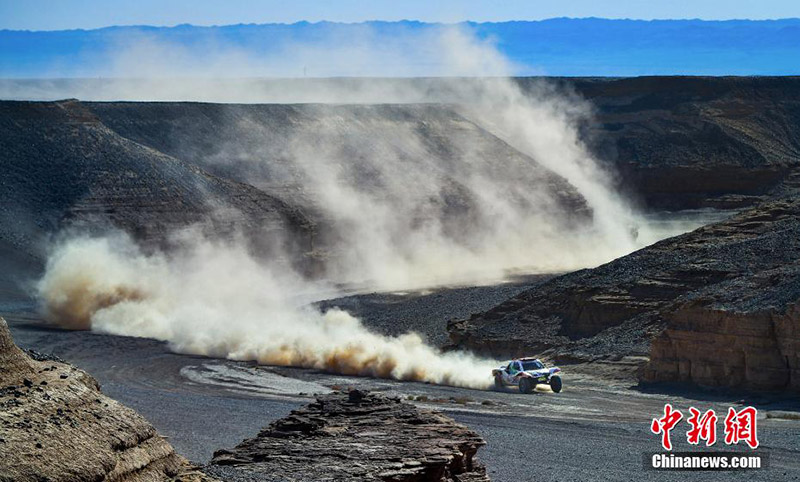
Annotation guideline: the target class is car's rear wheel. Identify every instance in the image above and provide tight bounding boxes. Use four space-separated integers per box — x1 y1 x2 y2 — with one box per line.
519 378 534 394
549 375 562 393
494 375 504 390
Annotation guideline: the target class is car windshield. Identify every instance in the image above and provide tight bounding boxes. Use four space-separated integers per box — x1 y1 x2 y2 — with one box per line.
521 360 544 371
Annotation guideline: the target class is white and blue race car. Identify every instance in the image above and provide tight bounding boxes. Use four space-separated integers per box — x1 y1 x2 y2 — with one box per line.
492 357 562 393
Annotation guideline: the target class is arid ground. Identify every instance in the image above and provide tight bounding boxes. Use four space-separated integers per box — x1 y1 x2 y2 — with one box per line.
3 282 799 481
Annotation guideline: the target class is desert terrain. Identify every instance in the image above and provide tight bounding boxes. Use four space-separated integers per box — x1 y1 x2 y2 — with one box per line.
2 76 800 481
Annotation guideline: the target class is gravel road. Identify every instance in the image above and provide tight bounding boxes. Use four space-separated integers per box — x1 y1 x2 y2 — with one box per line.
4 287 799 481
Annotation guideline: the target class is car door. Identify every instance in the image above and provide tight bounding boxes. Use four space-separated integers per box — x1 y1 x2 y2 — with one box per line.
503 361 520 385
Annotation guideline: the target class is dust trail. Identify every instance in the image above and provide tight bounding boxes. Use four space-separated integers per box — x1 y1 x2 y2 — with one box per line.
164 28 654 291
33 25 689 385
37 234 495 388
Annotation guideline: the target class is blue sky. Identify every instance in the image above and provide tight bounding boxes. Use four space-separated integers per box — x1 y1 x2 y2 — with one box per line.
2 0 800 30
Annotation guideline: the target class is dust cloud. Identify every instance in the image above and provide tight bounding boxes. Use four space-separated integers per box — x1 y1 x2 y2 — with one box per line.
37 234 494 388
34 25 683 387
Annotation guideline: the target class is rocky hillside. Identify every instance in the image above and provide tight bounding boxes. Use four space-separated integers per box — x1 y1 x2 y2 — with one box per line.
449 198 800 391
0 99 585 271
0 317 214 481
557 76 800 210
5 77 800 265
88 102 577 198
88 77 800 213
208 389 489 482
87 101 590 250
0 100 313 263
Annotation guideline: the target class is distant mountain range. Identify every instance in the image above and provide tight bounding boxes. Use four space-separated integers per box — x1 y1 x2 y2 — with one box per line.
2 18 800 77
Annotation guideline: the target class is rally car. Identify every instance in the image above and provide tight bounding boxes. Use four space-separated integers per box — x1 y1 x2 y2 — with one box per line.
492 357 562 393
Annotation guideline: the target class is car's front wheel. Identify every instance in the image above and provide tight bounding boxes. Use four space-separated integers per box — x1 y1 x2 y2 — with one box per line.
519 377 534 394
549 375 562 393
494 375 504 390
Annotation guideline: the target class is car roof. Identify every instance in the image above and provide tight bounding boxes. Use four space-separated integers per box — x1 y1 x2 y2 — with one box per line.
504 357 541 363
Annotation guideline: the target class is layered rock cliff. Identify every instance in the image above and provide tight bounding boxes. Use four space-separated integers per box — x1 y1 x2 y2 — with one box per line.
558 76 800 210
449 198 800 391
645 265 800 391
208 389 490 482
0 317 214 481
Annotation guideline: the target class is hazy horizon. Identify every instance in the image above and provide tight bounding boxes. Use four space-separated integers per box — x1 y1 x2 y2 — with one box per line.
3 0 800 29
3 18 800 78
6 17 800 32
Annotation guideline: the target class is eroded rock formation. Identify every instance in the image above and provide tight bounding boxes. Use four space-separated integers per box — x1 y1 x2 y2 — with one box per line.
450 199 800 391
560 76 800 210
208 389 490 481
0 317 214 481
645 268 800 391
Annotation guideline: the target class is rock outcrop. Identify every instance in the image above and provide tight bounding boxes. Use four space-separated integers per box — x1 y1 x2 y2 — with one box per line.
645 267 800 391
208 389 490 482
557 76 800 210
449 198 800 391
0 317 214 481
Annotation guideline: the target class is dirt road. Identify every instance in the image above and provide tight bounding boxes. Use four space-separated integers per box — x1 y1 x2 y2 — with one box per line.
4 303 799 482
